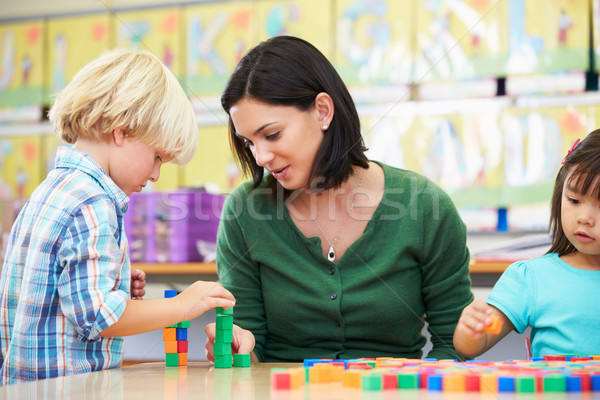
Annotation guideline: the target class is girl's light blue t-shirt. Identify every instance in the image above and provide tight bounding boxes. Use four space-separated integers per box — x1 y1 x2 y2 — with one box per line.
487 252 600 357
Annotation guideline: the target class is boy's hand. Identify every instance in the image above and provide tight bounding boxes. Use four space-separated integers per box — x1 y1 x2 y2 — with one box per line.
205 323 256 362
130 268 146 300
455 299 494 339
176 281 235 322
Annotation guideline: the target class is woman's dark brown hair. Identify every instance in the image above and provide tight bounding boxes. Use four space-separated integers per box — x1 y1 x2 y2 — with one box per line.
221 35 369 192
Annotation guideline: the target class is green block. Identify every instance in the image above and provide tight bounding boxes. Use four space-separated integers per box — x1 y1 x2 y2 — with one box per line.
177 320 190 328
214 342 231 356
233 353 251 367
216 307 234 315
543 375 566 392
398 373 419 389
165 353 179 367
516 376 536 393
215 328 233 343
214 354 232 368
361 375 382 391
216 315 234 330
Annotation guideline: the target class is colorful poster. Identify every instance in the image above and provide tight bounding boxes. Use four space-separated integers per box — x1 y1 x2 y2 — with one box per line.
184 1 256 97
115 7 182 77
256 0 333 57
46 14 111 100
0 135 43 199
182 125 241 193
504 0 588 74
414 0 508 81
0 20 44 108
334 0 413 88
593 0 600 72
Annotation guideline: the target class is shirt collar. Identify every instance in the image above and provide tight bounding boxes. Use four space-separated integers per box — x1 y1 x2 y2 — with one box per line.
55 146 129 213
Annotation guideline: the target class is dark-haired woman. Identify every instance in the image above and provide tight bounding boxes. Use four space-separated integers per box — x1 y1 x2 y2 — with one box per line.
205 35 473 363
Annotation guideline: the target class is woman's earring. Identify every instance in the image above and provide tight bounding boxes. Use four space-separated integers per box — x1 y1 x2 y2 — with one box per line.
322 124 328 130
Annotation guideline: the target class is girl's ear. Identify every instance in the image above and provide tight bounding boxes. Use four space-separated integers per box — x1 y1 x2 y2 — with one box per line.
314 92 334 129
112 128 126 146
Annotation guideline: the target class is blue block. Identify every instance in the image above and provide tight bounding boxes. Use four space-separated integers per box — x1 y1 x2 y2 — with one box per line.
592 375 600 391
498 376 515 392
164 290 177 298
428 374 443 391
176 328 187 341
566 376 582 392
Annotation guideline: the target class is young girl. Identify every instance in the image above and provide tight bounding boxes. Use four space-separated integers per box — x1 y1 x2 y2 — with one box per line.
454 130 600 358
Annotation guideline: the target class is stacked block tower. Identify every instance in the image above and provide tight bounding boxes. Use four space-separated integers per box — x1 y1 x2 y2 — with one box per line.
163 289 190 367
214 306 251 368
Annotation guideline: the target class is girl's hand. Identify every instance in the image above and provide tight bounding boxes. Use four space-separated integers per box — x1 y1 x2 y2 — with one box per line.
130 268 146 300
455 299 494 339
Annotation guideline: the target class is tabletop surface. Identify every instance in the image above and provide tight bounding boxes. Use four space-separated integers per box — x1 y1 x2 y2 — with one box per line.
1 361 592 400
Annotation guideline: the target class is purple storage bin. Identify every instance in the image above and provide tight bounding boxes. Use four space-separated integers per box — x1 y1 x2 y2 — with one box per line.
124 190 225 263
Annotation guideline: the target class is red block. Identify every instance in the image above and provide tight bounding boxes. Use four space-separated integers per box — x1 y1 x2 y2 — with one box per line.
420 370 434 389
271 372 291 390
544 355 566 361
465 374 481 392
571 373 591 391
382 374 398 389
177 340 188 353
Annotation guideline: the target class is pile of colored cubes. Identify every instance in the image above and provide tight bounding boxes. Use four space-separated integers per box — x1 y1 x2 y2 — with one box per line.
213 306 251 368
271 356 600 392
163 290 189 367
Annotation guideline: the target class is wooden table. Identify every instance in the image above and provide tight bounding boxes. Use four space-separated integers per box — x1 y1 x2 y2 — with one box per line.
134 260 516 275
1 361 585 399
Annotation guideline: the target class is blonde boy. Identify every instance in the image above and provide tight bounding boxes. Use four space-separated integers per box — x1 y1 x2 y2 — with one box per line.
0 49 234 385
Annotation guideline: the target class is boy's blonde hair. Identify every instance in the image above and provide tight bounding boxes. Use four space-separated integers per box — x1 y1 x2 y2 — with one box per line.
48 48 197 165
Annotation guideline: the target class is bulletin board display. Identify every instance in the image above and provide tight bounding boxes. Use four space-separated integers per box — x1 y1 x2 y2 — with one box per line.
362 101 593 208
413 0 508 81
184 1 256 98
593 0 600 72
0 135 43 198
333 0 413 87
255 0 333 59
0 20 44 108
115 7 182 77
503 0 588 75
46 14 112 99
181 124 242 193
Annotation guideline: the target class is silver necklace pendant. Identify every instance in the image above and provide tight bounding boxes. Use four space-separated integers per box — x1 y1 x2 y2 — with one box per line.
327 245 335 262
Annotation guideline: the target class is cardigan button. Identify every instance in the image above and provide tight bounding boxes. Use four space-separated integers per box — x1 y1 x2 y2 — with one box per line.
329 268 335 275
330 293 337 300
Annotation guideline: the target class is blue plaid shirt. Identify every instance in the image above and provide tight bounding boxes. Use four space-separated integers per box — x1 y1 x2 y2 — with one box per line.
0 146 130 385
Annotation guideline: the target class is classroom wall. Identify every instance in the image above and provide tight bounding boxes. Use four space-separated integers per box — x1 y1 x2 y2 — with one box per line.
0 0 596 361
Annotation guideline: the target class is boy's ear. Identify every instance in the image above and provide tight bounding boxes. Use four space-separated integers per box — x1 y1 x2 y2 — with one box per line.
112 128 126 146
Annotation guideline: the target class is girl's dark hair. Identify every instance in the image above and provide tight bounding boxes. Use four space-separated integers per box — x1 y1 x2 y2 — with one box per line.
221 35 369 191
548 129 600 255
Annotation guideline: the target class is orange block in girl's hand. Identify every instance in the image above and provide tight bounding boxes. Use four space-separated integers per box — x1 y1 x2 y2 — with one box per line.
484 315 503 335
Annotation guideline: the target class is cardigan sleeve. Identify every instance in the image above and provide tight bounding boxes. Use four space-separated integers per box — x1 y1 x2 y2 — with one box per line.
216 187 268 361
418 181 474 360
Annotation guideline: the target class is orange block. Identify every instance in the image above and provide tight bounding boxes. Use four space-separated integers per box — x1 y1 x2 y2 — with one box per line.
178 353 187 366
163 328 176 341
480 374 498 393
288 368 305 389
443 374 466 392
343 370 364 388
484 315 503 335
164 340 177 353
310 365 335 383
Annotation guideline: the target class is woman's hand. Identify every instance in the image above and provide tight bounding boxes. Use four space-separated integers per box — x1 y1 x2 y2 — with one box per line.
205 323 257 363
